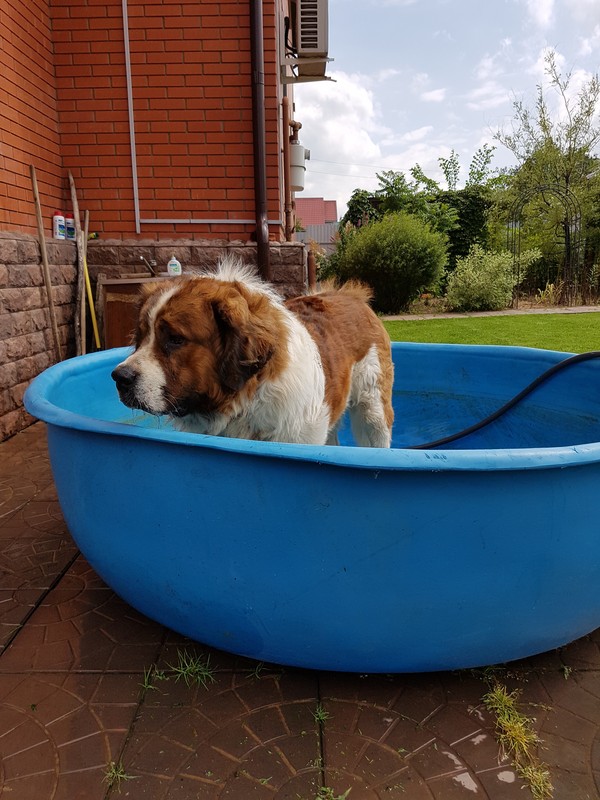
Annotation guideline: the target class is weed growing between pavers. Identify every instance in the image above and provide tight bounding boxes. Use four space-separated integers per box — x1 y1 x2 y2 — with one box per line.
315 788 352 799
167 648 216 688
480 675 553 800
103 760 135 791
312 703 331 725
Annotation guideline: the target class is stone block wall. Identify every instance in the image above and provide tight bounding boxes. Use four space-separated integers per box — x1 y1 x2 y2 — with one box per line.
86 239 307 299
0 232 77 441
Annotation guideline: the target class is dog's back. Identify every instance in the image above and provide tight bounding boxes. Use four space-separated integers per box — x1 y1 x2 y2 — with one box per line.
285 281 394 447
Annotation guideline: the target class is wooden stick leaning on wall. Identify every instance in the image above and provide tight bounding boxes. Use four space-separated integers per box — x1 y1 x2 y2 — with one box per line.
68 172 85 355
29 165 63 362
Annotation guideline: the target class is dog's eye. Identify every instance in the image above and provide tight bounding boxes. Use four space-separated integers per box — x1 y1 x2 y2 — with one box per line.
164 332 187 351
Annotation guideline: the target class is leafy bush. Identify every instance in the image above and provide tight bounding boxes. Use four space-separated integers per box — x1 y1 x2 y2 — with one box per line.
445 245 541 312
325 212 448 313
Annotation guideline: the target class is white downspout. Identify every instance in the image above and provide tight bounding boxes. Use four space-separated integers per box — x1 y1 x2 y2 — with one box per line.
122 0 141 234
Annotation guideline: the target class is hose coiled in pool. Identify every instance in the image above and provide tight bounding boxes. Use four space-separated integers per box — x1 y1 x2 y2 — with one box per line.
408 350 600 450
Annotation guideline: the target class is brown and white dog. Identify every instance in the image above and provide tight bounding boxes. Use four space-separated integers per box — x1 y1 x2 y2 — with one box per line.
111 258 394 446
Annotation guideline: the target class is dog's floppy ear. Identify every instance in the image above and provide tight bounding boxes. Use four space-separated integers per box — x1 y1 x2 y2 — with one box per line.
212 291 274 392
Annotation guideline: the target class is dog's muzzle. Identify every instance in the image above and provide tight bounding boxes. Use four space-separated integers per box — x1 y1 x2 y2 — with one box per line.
112 364 137 392
111 363 142 409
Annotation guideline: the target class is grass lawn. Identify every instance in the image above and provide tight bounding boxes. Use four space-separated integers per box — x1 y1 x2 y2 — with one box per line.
383 312 600 353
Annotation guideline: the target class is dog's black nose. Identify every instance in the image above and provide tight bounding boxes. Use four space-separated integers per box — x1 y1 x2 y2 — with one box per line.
111 364 137 389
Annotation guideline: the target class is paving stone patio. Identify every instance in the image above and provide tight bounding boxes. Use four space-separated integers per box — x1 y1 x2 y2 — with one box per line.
1 423 599 799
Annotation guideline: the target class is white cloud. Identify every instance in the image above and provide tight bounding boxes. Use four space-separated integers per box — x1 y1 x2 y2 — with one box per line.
563 0 600 24
474 39 512 83
432 29 455 43
525 0 555 29
408 71 430 93
421 88 446 102
475 55 497 82
579 24 600 56
466 81 511 111
294 71 461 215
382 126 435 146
375 68 402 82
294 71 384 214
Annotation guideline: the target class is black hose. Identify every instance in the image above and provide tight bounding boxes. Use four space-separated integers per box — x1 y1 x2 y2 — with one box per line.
408 350 600 450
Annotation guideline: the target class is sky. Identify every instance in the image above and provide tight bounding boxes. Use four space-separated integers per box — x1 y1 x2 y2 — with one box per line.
292 0 600 218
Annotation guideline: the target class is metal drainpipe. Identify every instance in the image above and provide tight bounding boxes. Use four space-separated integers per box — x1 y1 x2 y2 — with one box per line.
282 95 295 241
250 0 271 281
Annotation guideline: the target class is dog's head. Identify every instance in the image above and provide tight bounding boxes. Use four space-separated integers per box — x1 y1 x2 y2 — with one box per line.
111 275 282 418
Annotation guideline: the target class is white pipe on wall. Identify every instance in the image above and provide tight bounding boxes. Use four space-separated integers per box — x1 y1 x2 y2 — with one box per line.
122 0 141 234
139 218 283 225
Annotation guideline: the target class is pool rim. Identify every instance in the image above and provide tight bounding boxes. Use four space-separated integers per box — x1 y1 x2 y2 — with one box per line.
23 343 600 473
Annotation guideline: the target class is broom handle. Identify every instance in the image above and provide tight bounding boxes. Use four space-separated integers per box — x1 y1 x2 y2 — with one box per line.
68 172 101 352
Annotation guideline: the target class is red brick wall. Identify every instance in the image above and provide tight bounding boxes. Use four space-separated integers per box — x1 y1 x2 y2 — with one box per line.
57 0 284 240
0 0 286 241
0 0 64 237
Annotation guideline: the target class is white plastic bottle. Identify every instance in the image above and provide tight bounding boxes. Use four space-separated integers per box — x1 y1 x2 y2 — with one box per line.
52 211 66 239
65 212 76 240
167 255 182 276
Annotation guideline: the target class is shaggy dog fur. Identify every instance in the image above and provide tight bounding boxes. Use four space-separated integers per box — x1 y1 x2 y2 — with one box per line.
112 259 394 446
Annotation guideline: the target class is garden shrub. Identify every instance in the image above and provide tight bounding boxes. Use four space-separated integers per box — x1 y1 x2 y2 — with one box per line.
445 245 541 312
325 212 448 313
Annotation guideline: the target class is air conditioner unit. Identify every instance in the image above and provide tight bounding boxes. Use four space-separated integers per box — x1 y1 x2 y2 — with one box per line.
295 0 328 58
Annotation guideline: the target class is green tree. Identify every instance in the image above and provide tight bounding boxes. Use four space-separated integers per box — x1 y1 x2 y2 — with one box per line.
466 144 497 187
436 186 491 271
342 188 383 227
412 144 497 192
494 50 600 301
341 170 458 235
411 146 497 271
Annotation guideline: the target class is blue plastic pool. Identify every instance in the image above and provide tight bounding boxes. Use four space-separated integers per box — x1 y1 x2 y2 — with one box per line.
24 342 600 672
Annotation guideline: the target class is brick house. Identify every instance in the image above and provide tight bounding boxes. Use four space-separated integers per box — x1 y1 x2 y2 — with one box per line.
295 196 338 254
0 0 331 440
295 197 338 226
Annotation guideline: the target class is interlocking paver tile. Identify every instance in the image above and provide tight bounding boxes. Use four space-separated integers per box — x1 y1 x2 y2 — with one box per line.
0 534 78 654
0 431 53 520
0 557 164 672
120 666 322 798
0 498 67 537
0 671 139 799
549 768 598 800
318 673 533 799
452 729 509 773
540 670 600 724
0 534 77 590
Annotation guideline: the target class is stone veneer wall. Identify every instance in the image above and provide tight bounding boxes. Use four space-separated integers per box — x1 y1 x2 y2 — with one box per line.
85 239 307 298
1 236 306 441
0 232 77 441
